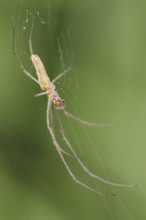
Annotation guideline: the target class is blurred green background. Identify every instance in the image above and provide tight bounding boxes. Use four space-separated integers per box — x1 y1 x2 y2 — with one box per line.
1 0 146 219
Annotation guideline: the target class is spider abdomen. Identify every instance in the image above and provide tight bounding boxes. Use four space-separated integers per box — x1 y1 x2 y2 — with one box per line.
31 54 51 91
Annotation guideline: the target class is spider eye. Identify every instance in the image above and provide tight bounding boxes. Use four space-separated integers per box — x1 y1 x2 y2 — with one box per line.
59 99 65 107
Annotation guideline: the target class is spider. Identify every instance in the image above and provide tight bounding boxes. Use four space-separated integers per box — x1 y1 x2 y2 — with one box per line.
13 17 136 196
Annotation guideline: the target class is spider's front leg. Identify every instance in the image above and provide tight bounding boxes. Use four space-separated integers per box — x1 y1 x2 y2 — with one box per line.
46 100 113 196
60 108 115 128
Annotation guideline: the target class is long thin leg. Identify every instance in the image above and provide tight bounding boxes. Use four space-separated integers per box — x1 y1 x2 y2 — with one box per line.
56 110 136 188
48 102 73 158
59 147 75 158
29 16 35 56
13 28 39 84
46 101 115 196
61 109 115 128
35 91 49 97
52 67 72 84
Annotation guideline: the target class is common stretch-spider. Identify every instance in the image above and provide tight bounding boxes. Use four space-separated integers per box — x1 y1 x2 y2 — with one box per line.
13 17 136 196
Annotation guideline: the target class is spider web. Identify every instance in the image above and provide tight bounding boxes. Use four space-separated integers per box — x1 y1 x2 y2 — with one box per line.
12 1 139 220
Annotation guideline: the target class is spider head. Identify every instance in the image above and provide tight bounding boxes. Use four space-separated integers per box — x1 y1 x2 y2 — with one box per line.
53 98 64 109
51 91 64 109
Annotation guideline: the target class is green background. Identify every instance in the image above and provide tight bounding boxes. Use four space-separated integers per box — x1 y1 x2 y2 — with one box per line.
0 0 146 219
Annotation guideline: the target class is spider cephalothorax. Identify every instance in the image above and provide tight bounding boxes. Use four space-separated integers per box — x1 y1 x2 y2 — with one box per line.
52 98 64 108
50 90 64 108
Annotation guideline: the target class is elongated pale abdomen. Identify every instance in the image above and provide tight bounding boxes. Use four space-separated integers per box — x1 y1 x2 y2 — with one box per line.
31 54 51 91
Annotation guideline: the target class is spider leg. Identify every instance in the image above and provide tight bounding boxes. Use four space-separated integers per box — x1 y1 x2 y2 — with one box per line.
57 110 136 188
52 67 72 84
48 103 75 158
35 91 49 97
29 16 35 56
46 100 115 196
61 109 115 128
13 28 39 84
59 147 76 158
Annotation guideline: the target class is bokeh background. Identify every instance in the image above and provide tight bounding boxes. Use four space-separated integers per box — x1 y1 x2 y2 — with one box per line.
1 0 146 219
